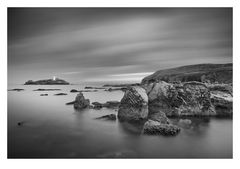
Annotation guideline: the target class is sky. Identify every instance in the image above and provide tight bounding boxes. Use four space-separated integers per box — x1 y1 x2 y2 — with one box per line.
8 8 232 84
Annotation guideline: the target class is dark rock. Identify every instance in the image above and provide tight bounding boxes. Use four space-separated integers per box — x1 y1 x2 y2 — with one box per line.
17 121 25 126
143 120 180 136
92 102 103 109
40 94 48 96
74 92 90 109
79 90 98 92
8 88 24 92
143 81 216 117
118 86 148 121
142 63 232 84
66 101 76 105
70 89 79 92
85 86 105 89
33 89 61 91
54 93 67 96
96 114 117 120
103 83 140 87
25 78 70 85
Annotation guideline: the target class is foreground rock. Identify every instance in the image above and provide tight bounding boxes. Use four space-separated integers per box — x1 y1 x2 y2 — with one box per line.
96 114 117 121
73 92 90 109
70 89 79 93
118 86 148 121
143 81 216 117
25 78 70 85
143 120 180 136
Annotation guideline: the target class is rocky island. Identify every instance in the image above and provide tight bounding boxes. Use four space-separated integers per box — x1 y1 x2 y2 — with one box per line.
24 77 70 85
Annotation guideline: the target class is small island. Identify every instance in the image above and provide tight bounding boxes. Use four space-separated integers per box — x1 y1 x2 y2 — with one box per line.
24 76 70 85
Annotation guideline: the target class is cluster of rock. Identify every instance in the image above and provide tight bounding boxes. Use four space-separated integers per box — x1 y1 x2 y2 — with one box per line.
92 101 120 109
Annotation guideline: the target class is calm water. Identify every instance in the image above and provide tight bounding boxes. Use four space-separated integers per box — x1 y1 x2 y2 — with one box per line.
8 84 232 158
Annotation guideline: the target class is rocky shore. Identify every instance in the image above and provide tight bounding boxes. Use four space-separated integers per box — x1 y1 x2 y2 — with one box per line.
24 78 70 85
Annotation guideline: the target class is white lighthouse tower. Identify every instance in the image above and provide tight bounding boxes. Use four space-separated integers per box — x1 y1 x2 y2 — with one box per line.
53 76 56 81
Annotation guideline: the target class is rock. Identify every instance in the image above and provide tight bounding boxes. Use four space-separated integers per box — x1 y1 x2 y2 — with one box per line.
96 114 117 121
66 101 76 105
33 89 61 91
143 81 216 117
103 101 120 108
85 86 105 89
54 93 67 96
40 94 48 96
142 63 232 84
24 78 70 85
92 102 103 109
17 121 25 126
143 120 180 136
148 110 170 124
118 86 148 121
74 92 90 109
178 119 192 128
8 88 24 91
70 89 79 93
79 90 98 92
210 92 232 116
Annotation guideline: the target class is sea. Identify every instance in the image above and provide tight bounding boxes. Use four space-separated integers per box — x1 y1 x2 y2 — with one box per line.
8 84 232 158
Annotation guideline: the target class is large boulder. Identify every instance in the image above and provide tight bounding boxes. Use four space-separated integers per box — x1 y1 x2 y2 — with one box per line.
142 81 216 117
73 92 90 109
205 83 233 116
143 120 180 136
118 86 148 121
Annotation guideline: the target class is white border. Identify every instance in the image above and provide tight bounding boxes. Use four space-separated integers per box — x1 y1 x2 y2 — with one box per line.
1 0 239 169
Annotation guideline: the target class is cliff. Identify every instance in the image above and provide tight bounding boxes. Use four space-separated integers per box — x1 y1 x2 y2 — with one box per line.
141 63 232 84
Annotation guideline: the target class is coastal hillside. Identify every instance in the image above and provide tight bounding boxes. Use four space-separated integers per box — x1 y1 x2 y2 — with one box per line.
141 63 232 84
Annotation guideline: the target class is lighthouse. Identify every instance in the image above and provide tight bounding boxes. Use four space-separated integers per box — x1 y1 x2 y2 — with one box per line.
53 76 56 81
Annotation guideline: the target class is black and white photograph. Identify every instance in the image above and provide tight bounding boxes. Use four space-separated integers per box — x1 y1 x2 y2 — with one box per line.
7 7 233 159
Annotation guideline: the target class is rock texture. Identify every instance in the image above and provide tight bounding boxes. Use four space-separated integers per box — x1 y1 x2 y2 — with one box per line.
142 63 232 84
209 84 233 116
143 120 180 136
73 92 90 109
142 81 216 117
96 114 117 121
118 86 148 121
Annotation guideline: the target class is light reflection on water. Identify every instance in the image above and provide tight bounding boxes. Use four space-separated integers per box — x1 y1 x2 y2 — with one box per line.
8 84 232 158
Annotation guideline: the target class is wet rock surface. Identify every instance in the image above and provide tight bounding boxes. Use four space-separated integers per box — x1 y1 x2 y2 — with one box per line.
73 92 90 109
96 114 117 121
54 93 67 96
143 81 216 117
118 86 148 122
143 119 180 136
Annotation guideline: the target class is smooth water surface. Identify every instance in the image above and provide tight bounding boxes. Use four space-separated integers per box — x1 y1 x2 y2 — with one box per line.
8 84 232 158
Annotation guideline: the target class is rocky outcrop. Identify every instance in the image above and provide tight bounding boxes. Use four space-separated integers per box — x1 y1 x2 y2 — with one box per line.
92 101 120 109
25 78 70 85
142 81 216 117
73 92 90 109
118 86 148 121
33 89 61 91
70 89 79 93
143 120 180 136
40 94 48 96
209 84 233 116
96 114 117 121
142 63 232 84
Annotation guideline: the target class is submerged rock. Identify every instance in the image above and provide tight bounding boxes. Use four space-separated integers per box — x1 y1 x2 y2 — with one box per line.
33 89 61 91
74 92 90 109
70 89 79 93
143 119 180 136
96 114 117 121
54 93 67 96
40 94 48 96
65 101 75 105
8 88 24 92
118 86 148 121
